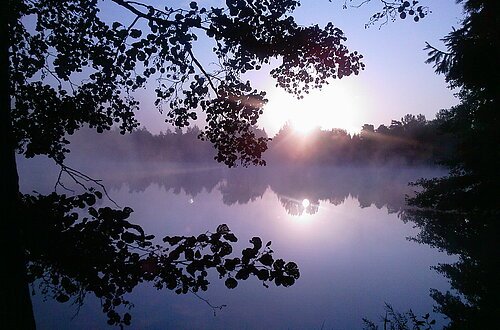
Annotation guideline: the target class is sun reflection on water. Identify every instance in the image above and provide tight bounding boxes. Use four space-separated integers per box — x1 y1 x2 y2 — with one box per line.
278 195 320 222
301 198 310 208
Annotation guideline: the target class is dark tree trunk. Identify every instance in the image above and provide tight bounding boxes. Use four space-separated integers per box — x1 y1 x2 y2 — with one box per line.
0 2 36 329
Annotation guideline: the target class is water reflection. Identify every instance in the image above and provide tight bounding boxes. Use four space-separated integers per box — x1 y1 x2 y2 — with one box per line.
17 159 453 329
400 204 499 328
70 163 443 217
278 196 319 216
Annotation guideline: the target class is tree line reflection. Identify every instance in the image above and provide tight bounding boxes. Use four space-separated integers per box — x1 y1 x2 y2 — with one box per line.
85 163 444 216
399 206 498 328
396 175 500 329
80 162 499 328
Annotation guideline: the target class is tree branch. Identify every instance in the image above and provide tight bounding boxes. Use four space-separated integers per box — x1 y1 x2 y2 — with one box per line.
189 289 227 316
55 162 119 207
187 48 219 96
111 0 177 27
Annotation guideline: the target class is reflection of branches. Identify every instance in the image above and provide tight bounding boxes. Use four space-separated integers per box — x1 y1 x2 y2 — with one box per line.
363 302 437 329
219 172 269 206
400 168 500 329
278 196 319 216
78 161 434 215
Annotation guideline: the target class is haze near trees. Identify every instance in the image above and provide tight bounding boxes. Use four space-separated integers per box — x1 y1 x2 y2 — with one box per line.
3 0 497 328
2 0 367 328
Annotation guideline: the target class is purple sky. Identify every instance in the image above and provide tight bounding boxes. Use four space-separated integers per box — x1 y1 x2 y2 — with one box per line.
120 1 464 136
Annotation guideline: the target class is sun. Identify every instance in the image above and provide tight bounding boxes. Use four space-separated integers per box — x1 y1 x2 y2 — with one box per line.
289 112 318 135
259 82 365 136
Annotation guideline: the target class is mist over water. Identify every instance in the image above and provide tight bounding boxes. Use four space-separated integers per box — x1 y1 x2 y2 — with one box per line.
18 154 453 329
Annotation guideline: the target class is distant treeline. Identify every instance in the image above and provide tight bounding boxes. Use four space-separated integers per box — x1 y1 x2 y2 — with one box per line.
268 113 456 165
69 113 455 165
70 126 216 163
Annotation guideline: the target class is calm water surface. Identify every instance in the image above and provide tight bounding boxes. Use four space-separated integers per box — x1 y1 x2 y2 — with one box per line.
19 159 454 329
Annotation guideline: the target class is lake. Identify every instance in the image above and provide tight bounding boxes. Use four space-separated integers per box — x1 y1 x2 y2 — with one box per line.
18 158 454 329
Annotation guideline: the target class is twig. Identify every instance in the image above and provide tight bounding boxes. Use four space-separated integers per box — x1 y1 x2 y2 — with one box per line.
55 162 119 207
189 289 227 316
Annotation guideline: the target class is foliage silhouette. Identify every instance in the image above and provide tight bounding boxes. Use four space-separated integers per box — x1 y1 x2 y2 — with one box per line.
23 191 299 327
356 1 499 328
396 1 500 328
10 0 365 167
340 0 430 28
420 0 499 182
3 0 373 327
4 0 468 327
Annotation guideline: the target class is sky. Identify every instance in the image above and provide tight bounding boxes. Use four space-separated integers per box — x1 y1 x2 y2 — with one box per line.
126 1 465 136
255 1 465 136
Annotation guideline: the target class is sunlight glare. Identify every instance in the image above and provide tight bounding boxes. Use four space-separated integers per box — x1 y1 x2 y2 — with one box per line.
302 198 311 208
290 114 317 135
260 83 366 136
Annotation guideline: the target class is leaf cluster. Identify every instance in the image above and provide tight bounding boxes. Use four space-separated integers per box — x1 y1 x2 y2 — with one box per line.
340 0 429 28
22 194 299 327
10 0 364 166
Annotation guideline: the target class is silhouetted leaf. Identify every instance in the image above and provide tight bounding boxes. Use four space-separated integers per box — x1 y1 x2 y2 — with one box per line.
216 224 230 234
250 237 262 250
224 278 238 289
223 233 237 242
129 29 142 38
259 254 273 266
56 294 70 303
